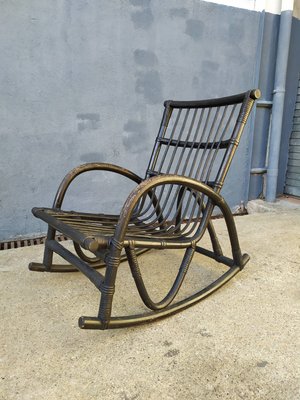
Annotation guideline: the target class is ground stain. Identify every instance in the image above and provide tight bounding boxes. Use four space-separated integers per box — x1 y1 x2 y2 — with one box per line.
198 328 213 337
164 349 180 358
120 391 140 400
257 361 268 368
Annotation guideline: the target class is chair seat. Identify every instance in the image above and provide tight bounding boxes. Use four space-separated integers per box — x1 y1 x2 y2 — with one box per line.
34 207 186 247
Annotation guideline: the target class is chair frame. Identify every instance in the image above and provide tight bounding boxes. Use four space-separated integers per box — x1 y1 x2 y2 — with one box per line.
29 89 260 330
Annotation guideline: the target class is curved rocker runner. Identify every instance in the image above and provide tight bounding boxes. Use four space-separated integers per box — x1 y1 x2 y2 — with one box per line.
29 89 260 330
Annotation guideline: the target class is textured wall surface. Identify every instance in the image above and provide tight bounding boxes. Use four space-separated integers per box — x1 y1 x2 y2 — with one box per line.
0 0 260 240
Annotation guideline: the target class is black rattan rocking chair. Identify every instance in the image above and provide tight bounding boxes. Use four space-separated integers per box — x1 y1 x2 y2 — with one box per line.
29 89 260 329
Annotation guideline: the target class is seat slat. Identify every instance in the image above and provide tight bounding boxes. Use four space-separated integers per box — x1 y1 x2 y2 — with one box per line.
35 207 189 244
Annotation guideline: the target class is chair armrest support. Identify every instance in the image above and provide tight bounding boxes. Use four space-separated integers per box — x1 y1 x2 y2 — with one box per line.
115 174 221 238
53 163 143 209
109 174 243 266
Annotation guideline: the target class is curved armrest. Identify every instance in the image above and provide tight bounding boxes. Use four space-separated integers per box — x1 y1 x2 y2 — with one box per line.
53 162 142 209
114 175 223 241
106 175 242 265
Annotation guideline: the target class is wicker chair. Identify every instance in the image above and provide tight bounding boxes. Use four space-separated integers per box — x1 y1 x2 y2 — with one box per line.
29 89 260 329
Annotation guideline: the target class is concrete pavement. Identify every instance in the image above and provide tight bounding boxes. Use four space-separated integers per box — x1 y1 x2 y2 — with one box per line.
1 206 300 399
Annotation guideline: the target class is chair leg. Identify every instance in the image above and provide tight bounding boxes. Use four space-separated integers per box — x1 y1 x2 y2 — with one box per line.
126 245 195 311
43 227 56 270
96 241 124 328
28 227 56 272
196 204 249 270
207 220 223 258
220 206 250 269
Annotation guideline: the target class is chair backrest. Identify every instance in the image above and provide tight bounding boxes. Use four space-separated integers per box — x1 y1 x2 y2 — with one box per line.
146 89 260 193
134 90 260 239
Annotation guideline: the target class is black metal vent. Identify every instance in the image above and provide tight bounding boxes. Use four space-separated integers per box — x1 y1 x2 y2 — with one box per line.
0 235 68 251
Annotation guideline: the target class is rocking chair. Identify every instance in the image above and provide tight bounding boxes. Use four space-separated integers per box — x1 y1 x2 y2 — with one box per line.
29 89 260 329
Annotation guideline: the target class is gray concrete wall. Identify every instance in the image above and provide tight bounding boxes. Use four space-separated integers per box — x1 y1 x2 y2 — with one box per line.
0 1 261 240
